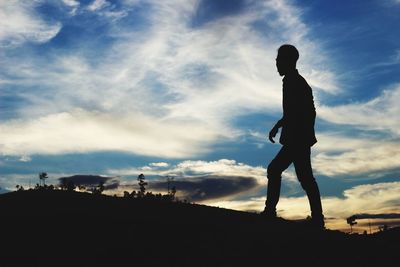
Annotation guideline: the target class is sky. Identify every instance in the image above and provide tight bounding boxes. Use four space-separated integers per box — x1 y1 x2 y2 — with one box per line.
1 0 400 233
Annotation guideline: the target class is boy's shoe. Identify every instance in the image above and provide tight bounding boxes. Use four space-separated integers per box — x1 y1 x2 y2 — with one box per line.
260 208 277 219
304 215 325 230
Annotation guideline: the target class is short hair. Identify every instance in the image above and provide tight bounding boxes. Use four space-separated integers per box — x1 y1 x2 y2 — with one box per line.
278 44 299 63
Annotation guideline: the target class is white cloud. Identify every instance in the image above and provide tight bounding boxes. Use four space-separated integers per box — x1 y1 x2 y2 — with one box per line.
62 0 80 7
62 0 79 8
0 1 61 47
319 84 400 136
149 162 169 168
87 0 110 12
0 109 224 158
310 132 400 177
313 140 400 177
173 159 267 181
86 0 128 20
18 155 32 162
313 133 376 153
308 84 400 177
62 0 80 15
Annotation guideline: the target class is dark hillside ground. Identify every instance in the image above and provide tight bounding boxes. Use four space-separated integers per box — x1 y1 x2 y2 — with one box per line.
0 190 398 267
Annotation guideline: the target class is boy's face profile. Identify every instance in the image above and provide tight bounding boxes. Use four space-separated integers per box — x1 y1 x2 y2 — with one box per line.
275 53 293 76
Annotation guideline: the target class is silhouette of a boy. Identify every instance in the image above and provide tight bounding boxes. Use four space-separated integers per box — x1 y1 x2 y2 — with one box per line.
263 44 324 228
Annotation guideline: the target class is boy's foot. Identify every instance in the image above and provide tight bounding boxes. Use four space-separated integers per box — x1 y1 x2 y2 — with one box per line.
301 216 325 230
260 208 277 219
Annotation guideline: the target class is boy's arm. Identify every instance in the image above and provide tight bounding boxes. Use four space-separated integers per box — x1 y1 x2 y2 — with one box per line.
269 117 284 143
275 117 284 128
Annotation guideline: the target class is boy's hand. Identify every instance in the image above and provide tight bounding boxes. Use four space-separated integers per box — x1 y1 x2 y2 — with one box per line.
269 126 278 143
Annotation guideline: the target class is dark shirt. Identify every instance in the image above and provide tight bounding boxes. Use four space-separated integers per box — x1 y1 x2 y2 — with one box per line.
279 69 317 147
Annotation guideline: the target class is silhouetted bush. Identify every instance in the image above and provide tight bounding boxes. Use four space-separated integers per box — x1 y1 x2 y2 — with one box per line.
78 185 86 191
90 181 105 195
67 181 76 192
16 185 25 191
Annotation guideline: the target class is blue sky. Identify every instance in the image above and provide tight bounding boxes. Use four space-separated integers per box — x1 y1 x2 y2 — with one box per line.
1 0 400 232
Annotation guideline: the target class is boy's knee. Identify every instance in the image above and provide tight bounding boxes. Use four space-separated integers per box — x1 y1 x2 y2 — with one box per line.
267 163 281 180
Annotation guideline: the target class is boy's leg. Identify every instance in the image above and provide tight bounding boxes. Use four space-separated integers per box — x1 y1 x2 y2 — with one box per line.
264 146 293 216
293 146 324 222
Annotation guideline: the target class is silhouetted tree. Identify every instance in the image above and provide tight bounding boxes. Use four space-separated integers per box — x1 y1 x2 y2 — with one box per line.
39 172 48 186
170 186 176 200
98 181 105 193
137 174 147 197
166 176 174 194
123 191 130 198
346 216 357 233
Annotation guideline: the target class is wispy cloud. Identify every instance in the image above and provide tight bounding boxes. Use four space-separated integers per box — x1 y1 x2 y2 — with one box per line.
0 1 61 47
87 0 110 12
62 0 80 14
313 140 400 177
87 0 128 20
310 84 400 177
319 84 400 136
0 0 337 158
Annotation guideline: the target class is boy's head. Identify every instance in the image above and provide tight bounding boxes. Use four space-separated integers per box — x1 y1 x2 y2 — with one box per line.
276 44 299 76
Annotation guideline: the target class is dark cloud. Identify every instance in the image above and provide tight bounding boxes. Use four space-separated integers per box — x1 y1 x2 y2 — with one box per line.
57 174 261 201
192 0 247 27
346 213 400 229
348 213 400 220
150 175 260 201
58 175 119 190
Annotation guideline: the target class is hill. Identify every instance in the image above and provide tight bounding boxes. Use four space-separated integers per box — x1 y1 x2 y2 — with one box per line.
0 190 398 267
